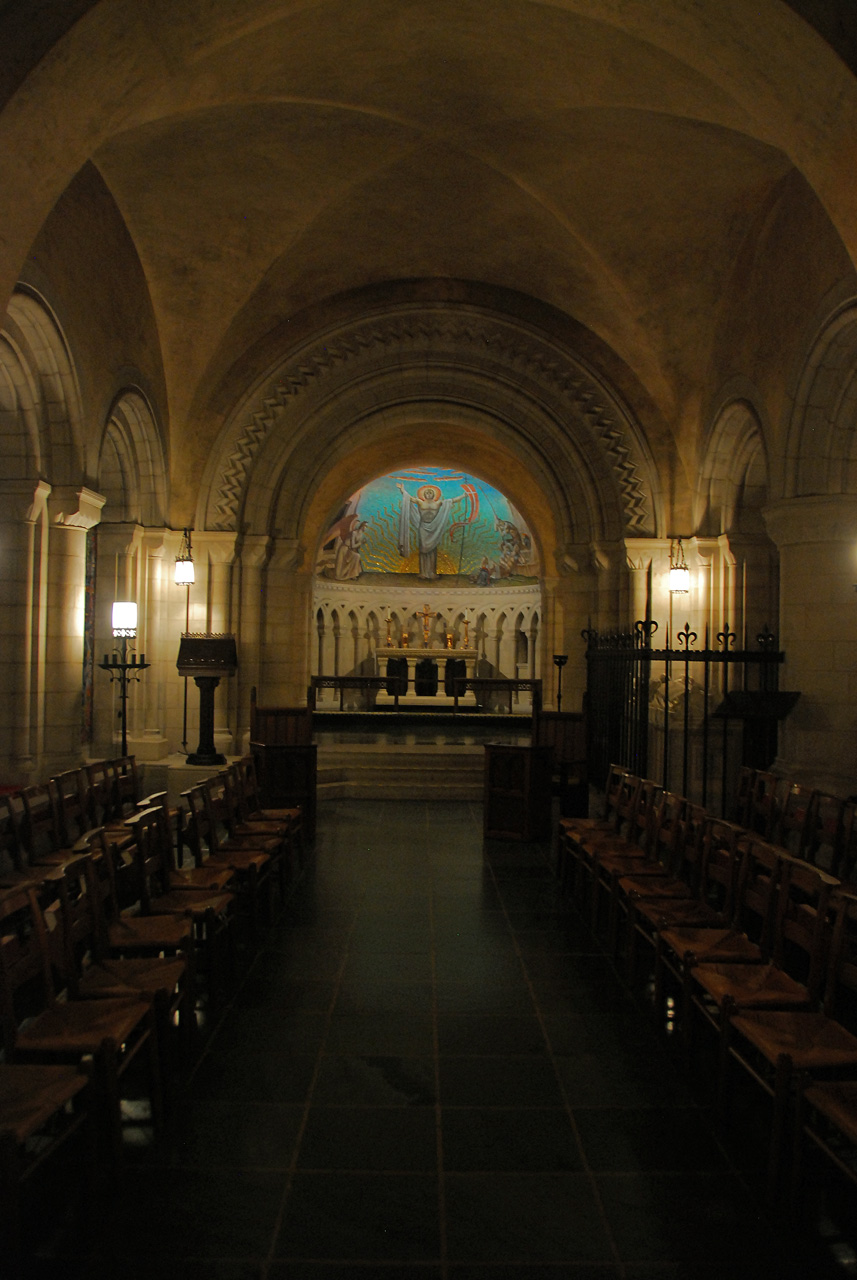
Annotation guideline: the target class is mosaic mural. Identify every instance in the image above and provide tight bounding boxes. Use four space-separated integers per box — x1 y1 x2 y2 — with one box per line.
317 466 539 585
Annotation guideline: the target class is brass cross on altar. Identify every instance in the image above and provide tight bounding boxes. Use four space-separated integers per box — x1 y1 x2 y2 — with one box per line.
417 603 438 647
384 615 394 646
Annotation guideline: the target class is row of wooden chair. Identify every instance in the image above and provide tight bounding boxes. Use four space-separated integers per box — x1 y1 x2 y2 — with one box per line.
0 756 142 884
558 764 857 1210
0 752 305 1278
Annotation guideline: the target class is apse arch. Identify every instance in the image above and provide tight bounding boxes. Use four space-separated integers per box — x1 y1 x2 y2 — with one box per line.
198 300 663 567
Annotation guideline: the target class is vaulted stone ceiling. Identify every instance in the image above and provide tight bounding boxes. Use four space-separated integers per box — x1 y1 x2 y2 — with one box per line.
3 1 857 525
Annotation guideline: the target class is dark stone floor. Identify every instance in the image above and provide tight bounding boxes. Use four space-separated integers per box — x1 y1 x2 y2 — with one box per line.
26 799 857 1278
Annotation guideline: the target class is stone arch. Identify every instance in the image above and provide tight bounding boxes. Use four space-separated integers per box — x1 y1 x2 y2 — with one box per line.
4 288 83 485
784 299 857 500
697 398 769 536
198 303 662 565
0 331 41 480
98 389 167 525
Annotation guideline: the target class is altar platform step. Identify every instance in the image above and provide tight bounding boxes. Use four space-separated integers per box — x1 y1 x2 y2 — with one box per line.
317 741 484 801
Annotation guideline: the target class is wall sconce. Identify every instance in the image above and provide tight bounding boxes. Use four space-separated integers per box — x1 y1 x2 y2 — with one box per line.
174 528 195 585
669 539 690 594
100 601 148 756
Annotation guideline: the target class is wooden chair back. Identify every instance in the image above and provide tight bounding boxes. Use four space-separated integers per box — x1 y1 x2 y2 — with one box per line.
20 781 64 862
731 837 783 956
731 766 756 826
109 756 139 821
773 783 818 861
53 769 91 847
124 808 171 912
770 856 837 1002
821 892 857 1028
647 791 687 872
835 801 857 885
747 770 781 840
804 792 846 876
697 817 745 922
0 792 27 880
0 885 60 1056
85 761 114 826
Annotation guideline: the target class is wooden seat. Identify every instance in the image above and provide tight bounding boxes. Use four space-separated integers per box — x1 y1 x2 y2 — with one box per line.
222 765 292 902
184 782 275 935
136 792 234 892
579 778 660 930
773 782 818 862
0 883 164 1164
693 857 837 1108
19 782 77 868
58 852 196 1081
0 1061 94 1279
596 789 687 952
125 808 236 1000
52 768 92 848
727 891 857 1202
655 829 780 1041
238 753 304 857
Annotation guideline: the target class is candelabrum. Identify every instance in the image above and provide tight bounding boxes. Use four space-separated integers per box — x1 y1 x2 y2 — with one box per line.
99 610 150 756
553 653 568 712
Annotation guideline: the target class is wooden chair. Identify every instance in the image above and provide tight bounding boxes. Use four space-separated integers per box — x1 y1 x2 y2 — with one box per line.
0 794 40 889
0 883 164 1164
85 760 114 827
803 791 846 876
222 765 292 902
136 793 233 892
52 769 92 848
579 778 660 930
730 766 756 827
771 782 818 863
727 890 857 1201
693 857 837 1106
593 789 686 952
833 799 857 885
79 827 194 963
747 770 782 840
237 753 305 863
109 756 140 822
57 852 196 1080
184 781 276 934
654 825 777 1033
0 1061 94 1279
19 782 76 868
125 808 236 1000
558 769 639 900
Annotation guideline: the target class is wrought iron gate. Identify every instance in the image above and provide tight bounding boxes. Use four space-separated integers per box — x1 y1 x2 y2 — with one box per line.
584 622 793 815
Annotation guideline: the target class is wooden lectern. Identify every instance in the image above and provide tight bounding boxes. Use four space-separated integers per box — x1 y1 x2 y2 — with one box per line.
177 634 238 766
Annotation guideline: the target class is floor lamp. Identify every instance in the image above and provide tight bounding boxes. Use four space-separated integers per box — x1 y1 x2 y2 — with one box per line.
99 601 149 756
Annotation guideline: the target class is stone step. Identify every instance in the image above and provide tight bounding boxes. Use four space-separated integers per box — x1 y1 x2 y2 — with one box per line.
317 743 484 800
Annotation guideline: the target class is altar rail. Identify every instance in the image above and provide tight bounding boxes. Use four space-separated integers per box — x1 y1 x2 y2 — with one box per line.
584 621 795 815
309 674 541 714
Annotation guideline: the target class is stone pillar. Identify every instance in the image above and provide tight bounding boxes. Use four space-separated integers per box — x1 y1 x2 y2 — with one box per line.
319 607 336 705
0 481 51 781
261 538 311 704
763 496 857 794
43 487 105 774
199 532 237 757
498 615 516 680
120 528 171 761
235 535 269 751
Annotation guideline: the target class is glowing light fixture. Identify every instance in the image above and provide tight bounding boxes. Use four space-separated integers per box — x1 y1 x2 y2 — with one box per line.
669 539 690 595
111 601 138 637
174 528 195 585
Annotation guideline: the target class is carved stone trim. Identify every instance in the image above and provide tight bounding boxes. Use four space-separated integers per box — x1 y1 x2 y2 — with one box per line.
205 308 655 537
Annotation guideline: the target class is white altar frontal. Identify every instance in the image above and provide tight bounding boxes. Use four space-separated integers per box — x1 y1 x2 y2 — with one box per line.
375 646 479 707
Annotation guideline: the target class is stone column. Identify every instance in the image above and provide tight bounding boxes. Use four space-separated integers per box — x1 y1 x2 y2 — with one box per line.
197 532 237 757
763 495 857 794
43 487 105 774
235 535 269 751
122 528 171 761
261 538 311 704
0 481 51 781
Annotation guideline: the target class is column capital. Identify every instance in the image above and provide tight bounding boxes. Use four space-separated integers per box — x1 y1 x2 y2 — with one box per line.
195 530 238 566
268 537 304 572
239 535 272 570
48 486 105 530
96 521 144 557
764 495 857 547
625 536 665 573
0 478 53 523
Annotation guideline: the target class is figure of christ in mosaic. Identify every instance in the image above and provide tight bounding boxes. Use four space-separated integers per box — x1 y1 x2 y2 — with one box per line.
396 482 464 579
